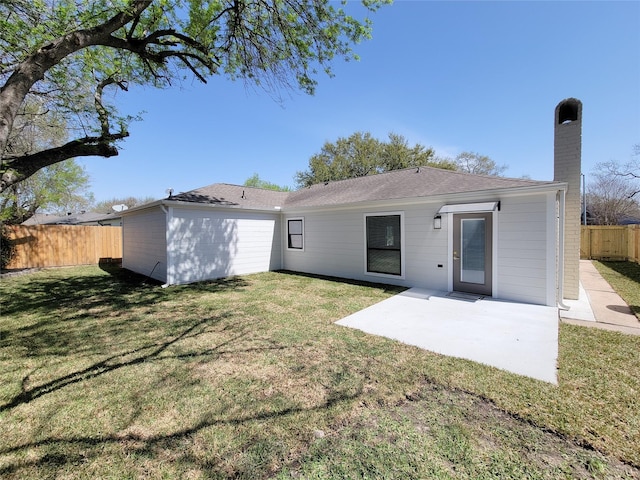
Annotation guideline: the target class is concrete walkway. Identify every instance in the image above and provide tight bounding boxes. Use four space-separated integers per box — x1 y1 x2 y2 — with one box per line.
561 260 640 335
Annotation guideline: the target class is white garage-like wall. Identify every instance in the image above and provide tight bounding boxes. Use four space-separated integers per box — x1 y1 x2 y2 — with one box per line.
122 207 168 283
166 207 281 285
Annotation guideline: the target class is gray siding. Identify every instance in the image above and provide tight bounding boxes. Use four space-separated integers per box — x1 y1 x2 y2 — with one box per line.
122 207 167 283
284 192 557 306
496 193 553 305
283 203 449 289
167 208 281 285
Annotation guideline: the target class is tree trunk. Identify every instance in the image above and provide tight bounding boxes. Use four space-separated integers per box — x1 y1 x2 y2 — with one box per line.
0 1 152 193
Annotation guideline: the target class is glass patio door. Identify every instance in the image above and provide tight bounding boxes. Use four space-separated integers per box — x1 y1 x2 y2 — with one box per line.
452 213 492 296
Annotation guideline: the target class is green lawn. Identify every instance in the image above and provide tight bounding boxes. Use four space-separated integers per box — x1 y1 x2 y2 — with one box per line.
593 260 640 319
1 265 639 479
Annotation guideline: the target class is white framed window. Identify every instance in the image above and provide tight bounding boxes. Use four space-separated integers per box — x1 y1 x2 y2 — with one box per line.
287 217 304 251
364 212 405 278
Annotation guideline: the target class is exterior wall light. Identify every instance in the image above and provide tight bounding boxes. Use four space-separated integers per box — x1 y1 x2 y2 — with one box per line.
433 214 442 229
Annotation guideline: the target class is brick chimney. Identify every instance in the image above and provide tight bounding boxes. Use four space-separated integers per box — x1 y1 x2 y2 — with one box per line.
554 98 582 300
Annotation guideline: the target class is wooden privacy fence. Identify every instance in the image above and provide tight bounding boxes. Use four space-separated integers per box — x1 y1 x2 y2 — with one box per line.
581 225 640 263
3 225 122 269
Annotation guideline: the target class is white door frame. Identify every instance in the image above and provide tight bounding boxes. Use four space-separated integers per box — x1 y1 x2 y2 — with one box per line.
446 208 498 297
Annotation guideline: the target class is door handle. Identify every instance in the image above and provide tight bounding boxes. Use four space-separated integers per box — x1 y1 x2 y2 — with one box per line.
453 251 460 261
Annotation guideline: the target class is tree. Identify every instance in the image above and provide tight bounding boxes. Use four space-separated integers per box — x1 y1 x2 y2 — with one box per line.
450 151 507 176
92 196 157 213
587 163 640 225
0 0 388 193
0 97 93 223
0 160 93 224
294 132 455 188
600 144 640 199
243 173 291 192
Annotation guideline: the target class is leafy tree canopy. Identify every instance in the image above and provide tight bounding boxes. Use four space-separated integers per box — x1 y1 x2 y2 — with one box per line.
294 132 456 188
0 160 93 224
243 173 291 191
0 97 93 223
0 0 388 193
92 196 157 213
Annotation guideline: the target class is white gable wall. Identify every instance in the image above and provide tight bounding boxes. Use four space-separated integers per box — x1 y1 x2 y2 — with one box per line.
122 207 168 283
166 207 281 285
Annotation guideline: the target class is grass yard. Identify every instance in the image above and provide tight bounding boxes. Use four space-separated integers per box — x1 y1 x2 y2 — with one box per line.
593 260 640 319
1 265 639 479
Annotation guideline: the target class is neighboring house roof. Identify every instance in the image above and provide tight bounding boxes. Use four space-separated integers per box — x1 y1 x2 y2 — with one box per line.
619 215 640 225
157 166 562 212
22 212 122 225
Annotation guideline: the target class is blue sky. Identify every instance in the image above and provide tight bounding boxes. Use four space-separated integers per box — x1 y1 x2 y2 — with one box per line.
79 0 640 202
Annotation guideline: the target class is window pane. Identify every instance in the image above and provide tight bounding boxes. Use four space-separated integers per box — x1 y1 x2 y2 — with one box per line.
288 219 303 249
288 220 302 234
289 235 303 249
367 250 401 275
366 214 401 275
367 215 400 249
461 218 485 284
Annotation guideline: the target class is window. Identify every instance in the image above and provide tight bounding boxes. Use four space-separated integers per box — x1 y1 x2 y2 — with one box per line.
365 213 403 276
287 218 304 250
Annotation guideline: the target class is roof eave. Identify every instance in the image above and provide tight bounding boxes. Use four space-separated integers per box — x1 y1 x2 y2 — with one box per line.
120 198 283 215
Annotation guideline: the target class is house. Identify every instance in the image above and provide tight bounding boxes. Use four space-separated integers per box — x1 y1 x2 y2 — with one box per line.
23 211 123 226
121 99 583 307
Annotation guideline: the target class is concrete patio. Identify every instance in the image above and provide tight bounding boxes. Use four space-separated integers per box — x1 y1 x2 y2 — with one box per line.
336 289 560 384
336 260 638 385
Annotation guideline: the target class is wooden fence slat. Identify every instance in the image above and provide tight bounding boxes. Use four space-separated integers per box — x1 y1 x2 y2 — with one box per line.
4 225 122 269
580 225 640 263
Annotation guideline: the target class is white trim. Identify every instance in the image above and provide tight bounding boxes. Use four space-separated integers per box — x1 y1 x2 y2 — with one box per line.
492 209 498 299
557 189 569 309
363 211 406 280
447 213 454 291
165 206 174 285
546 192 559 306
437 201 499 214
285 217 305 251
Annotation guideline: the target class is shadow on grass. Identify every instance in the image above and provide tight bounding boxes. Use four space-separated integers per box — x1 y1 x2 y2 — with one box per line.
276 270 407 295
599 261 640 283
598 261 640 317
0 266 252 357
0 384 362 478
0 314 232 412
0 306 362 477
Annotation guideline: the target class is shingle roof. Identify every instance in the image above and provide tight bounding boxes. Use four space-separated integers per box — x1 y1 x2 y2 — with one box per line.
167 167 561 211
283 166 560 208
169 183 289 209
